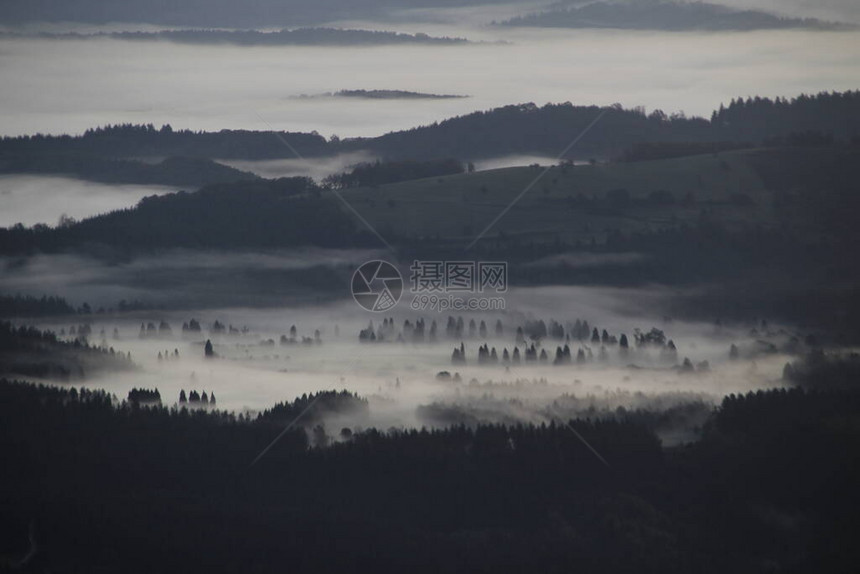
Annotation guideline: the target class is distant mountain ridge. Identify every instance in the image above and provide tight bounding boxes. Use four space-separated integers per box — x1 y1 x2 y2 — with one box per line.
3 27 469 46
292 90 469 100
0 0 518 28
499 0 854 31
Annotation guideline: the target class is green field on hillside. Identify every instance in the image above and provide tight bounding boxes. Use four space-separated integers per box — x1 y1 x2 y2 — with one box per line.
331 149 779 245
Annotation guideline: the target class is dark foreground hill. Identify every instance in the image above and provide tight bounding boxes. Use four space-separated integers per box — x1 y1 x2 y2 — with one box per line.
0 378 857 573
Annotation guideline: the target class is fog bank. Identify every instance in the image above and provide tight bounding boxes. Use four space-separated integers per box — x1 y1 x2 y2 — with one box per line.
1 27 858 138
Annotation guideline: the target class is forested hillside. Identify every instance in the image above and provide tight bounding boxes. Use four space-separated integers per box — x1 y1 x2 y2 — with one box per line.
2 91 857 162
0 378 857 573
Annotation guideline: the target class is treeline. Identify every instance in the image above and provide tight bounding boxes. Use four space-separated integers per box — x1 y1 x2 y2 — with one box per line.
258 390 369 428
782 349 860 391
323 158 464 188
0 378 858 572
0 177 367 254
128 387 162 406
0 123 331 159
24 27 469 46
0 294 75 317
711 91 860 142
0 153 258 187
0 321 134 379
3 91 858 163
0 295 161 317
352 102 710 160
357 91 860 160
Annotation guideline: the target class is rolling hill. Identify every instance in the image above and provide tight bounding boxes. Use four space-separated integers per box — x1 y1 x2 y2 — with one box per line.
331 148 783 245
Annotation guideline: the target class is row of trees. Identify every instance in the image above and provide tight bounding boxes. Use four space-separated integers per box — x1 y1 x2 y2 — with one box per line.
0 321 134 379
451 340 685 367
360 318 691 360
179 388 216 407
0 123 331 159
323 158 464 189
128 387 161 406
0 294 75 317
711 91 860 142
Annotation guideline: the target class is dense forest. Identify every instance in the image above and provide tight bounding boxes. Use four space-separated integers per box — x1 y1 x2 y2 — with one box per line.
0 124 332 160
0 321 134 380
709 92 860 142
0 295 76 318
0 295 163 318
355 91 860 160
0 378 857 572
0 177 365 254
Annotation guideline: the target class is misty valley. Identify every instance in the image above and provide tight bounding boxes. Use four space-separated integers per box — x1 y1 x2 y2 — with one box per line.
1 2 860 573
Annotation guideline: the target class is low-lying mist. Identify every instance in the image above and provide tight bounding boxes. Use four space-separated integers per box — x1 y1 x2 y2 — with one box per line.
0 174 175 227
1 24 858 138
11 272 802 446
0 249 379 307
218 151 377 180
